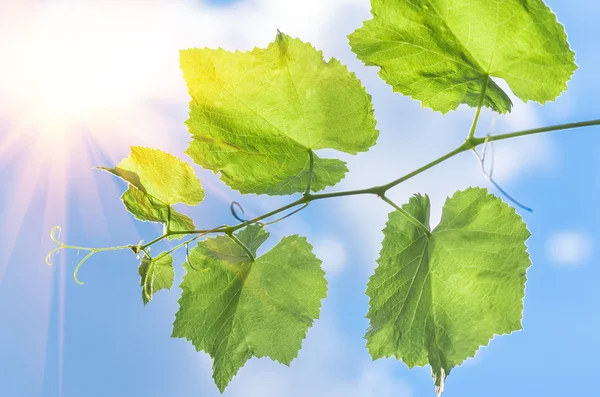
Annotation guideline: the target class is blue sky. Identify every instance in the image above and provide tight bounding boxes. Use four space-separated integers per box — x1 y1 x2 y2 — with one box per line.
0 0 599 396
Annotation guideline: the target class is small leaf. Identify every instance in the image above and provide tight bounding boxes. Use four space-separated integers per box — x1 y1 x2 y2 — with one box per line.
139 252 175 305
99 147 203 235
122 187 195 240
349 0 576 113
181 31 378 195
172 226 327 391
367 188 531 394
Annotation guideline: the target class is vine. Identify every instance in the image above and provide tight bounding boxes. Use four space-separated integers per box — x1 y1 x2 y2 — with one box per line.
46 0 599 395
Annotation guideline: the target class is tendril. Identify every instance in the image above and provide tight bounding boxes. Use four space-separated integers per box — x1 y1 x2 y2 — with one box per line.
473 125 533 213
50 226 62 244
260 203 309 226
230 201 264 226
46 226 67 266
73 250 96 285
186 242 201 272
46 224 135 284
45 247 62 266
230 201 247 222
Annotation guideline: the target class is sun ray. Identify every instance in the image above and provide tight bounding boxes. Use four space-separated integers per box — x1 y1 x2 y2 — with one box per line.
40 145 70 397
0 1 244 393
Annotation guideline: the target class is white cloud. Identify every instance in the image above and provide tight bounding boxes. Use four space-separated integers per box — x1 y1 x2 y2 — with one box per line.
196 317 412 397
312 238 348 276
353 367 413 397
546 231 593 266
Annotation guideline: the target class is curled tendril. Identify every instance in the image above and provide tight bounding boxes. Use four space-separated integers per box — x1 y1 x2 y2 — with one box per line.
50 226 62 244
185 242 198 271
45 247 61 266
73 250 97 285
46 226 64 265
46 224 128 285
185 241 209 272
230 201 264 226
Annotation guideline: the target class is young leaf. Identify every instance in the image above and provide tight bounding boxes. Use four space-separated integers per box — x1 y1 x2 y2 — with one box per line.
181 31 378 195
139 252 175 305
172 226 327 391
99 147 203 235
367 188 530 394
349 0 576 114
122 187 195 239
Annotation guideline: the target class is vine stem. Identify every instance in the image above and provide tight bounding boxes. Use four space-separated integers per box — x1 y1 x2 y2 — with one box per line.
471 119 600 144
467 75 489 140
380 195 431 236
51 118 600 262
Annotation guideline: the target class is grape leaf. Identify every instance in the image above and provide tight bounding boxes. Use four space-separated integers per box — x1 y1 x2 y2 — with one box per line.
99 146 203 235
348 0 576 114
181 31 378 195
121 187 195 239
367 188 530 394
172 226 327 391
139 252 174 305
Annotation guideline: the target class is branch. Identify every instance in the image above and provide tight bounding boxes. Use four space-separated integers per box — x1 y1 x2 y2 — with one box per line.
473 119 600 144
49 117 600 270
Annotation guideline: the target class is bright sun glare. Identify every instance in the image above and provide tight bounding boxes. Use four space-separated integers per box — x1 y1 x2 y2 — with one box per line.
0 1 195 282
1 2 188 146
36 5 153 127
0 2 202 391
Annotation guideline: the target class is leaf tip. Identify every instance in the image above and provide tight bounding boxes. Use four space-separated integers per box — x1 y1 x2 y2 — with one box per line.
275 28 287 43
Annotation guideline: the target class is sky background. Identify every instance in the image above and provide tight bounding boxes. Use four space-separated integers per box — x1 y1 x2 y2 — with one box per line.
0 0 599 396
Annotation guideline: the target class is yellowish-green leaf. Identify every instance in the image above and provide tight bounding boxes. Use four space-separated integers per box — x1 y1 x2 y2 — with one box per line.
100 146 204 205
122 187 195 239
99 147 203 236
349 0 576 113
181 31 378 195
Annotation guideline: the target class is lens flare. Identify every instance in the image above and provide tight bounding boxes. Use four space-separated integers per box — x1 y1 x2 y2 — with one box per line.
0 1 233 394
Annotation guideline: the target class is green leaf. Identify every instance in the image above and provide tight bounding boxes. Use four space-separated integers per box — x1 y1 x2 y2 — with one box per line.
139 252 175 305
121 187 195 240
172 226 327 391
99 146 203 235
367 188 530 394
181 31 378 195
349 0 576 114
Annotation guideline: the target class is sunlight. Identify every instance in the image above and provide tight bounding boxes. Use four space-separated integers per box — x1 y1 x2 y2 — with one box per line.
36 6 151 122
0 0 241 285
0 3 192 391
35 4 161 131
1 1 191 152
